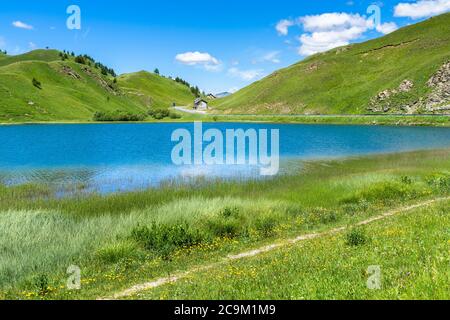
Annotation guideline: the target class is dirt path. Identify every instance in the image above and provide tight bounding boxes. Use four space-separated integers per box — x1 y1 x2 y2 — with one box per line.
100 197 449 300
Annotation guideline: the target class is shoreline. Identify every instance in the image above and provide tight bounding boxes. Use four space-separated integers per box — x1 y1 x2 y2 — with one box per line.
1 114 449 127
1 148 449 197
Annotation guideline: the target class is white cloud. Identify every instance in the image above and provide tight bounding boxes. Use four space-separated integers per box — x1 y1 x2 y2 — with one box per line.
175 51 222 72
294 12 400 56
228 67 263 81
262 51 281 64
394 0 450 19
12 21 33 30
0 37 6 49
204 63 223 72
253 51 281 64
376 22 399 34
28 42 37 50
297 13 372 56
298 27 365 56
276 19 295 36
300 12 370 32
176 51 219 65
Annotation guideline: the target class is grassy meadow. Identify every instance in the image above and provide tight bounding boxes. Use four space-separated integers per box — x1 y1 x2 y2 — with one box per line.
0 50 195 123
132 200 449 300
179 113 450 127
0 149 449 300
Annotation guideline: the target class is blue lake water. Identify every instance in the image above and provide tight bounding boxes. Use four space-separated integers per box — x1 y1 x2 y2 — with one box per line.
0 123 449 193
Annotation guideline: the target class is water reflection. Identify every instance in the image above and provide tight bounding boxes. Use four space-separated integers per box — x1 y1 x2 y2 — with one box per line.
0 123 449 194
0 163 268 194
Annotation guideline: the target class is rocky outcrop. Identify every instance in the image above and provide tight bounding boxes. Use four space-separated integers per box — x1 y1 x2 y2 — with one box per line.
305 62 324 73
368 80 414 113
81 66 120 95
368 61 450 114
426 61 450 111
59 65 82 80
399 79 414 92
58 64 121 96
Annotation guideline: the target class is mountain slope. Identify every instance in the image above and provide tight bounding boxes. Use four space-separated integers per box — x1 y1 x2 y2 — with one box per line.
118 71 195 110
213 13 450 115
0 49 61 67
0 50 195 122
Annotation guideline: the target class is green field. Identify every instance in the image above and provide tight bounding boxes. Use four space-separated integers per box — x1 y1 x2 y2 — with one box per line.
118 71 195 110
181 113 450 127
213 13 450 115
0 149 449 300
0 50 195 123
129 200 450 300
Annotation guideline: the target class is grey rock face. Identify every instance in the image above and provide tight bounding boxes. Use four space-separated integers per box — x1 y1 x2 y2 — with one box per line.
368 80 414 113
399 80 414 92
426 62 450 111
368 61 450 114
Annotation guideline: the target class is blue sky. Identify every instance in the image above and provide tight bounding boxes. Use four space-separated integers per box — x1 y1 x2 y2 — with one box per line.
0 0 449 93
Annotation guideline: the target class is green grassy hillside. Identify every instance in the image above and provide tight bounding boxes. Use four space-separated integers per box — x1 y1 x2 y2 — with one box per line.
0 49 61 67
0 50 195 122
118 71 195 110
213 13 450 115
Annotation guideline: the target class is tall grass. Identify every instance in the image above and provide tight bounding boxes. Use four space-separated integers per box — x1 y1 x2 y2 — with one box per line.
0 210 137 288
0 197 297 287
